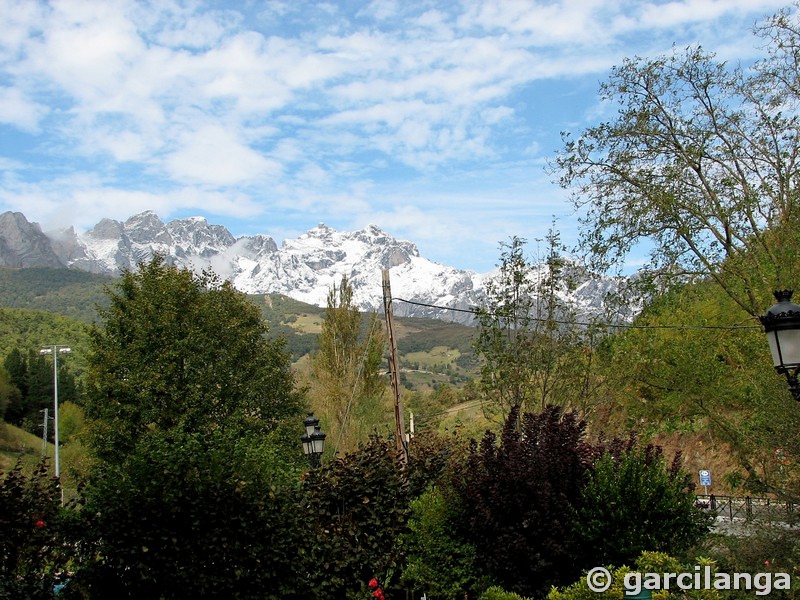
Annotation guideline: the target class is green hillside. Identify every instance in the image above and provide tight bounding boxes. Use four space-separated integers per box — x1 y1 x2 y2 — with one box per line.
0 269 481 389
0 307 90 376
0 420 50 474
0 267 112 322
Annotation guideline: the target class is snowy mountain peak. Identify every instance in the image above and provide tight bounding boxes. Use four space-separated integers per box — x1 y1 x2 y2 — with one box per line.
0 209 631 325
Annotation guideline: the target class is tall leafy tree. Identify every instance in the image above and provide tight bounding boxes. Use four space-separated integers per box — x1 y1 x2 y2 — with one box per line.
1 348 78 435
601 278 800 499
554 12 800 318
0 367 21 422
84 256 303 463
473 234 604 420
74 257 307 598
310 275 386 455
2 349 26 423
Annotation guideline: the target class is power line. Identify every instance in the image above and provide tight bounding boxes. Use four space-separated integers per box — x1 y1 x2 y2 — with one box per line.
392 297 761 331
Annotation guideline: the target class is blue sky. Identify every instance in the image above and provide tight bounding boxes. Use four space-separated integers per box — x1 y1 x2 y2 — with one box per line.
0 0 790 273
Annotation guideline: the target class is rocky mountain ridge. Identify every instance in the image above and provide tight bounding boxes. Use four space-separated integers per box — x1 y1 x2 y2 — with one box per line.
0 210 625 325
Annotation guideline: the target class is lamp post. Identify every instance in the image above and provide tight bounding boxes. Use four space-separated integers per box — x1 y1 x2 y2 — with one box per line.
39 345 71 478
301 412 326 468
760 290 800 401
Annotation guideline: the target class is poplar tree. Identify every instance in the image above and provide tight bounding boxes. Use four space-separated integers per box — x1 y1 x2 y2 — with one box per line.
311 275 386 454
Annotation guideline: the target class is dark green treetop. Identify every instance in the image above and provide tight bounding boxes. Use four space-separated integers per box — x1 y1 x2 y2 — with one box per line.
84 256 304 463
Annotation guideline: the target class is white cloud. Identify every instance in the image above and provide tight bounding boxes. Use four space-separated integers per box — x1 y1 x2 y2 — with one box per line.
0 0 792 271
165 124 282 185
0 175 265 233
0 87 46 131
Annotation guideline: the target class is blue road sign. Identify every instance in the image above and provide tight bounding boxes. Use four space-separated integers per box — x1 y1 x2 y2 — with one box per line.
699 469 711 487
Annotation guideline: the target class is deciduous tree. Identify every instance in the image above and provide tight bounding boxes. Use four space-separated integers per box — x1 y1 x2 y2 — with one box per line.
310 275 386 454
554 14 800 318
473 234 604 420
84 256 303 463
74 257 307 597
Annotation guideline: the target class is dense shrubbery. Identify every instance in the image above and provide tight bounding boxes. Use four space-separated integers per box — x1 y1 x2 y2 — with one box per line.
0 406 713 599
0 258 713 598
455 405 593 598
399 406 710 598
578 436 713 567
0 460 71 600
68 429 305 599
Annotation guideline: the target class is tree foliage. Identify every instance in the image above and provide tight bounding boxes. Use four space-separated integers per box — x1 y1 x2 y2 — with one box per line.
3 348 80 436
310 275 386 455
0 367 20 422
554 13 800 317
444 406 709 598
0 307 90 376
577 436 712 567
0 459 70 599
0 267 111 323
71 429 304 599
473 235 604 419
84 256 303 464
303 437 410 599
455 405 594 598
599 278 800 498
401 485 485 598
70 257 309 598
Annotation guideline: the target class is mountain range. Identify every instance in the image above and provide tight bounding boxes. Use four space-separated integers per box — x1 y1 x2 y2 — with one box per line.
0 210 625 325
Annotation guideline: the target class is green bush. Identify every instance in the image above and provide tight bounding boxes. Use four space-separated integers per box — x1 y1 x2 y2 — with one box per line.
548 552 721 600
401 486 485 597
0 459 70 599
70 429 304 599
480 586 532 600
303 437 410 599
576 440 712 566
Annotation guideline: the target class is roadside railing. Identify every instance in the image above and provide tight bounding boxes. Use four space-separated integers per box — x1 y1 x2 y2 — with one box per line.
695 494 799 525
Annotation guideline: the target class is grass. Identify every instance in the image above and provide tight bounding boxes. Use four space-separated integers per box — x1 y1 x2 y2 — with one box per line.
0 420 52 474
0 421 90 501
404 345 462 367
289 313 325 335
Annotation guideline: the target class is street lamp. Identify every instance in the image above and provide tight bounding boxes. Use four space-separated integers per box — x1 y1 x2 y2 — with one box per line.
301 412 326 468
760 290 800 401
39 345 71 478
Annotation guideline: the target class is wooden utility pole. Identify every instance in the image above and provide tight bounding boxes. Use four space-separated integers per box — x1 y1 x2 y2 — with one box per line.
382 269 408 465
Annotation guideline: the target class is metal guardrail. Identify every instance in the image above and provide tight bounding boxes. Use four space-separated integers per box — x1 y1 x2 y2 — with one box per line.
695 494 799 524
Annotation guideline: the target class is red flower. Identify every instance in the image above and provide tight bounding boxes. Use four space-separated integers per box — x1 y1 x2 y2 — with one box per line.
368 578 379 588
35 520 45 528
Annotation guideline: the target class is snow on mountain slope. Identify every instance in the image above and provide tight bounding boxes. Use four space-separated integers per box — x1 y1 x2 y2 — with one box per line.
41 211 624 325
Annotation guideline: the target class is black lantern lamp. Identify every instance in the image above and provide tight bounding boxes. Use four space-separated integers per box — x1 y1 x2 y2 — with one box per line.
301 412 326 468
760 290 800 401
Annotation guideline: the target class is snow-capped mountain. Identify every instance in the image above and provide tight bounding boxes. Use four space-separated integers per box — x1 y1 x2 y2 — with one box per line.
0 210 627 325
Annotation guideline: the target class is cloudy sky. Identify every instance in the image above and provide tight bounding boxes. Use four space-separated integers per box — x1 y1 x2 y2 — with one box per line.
0 0 790 272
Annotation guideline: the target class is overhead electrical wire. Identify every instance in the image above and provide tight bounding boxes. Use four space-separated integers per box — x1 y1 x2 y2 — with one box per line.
392 297 761 331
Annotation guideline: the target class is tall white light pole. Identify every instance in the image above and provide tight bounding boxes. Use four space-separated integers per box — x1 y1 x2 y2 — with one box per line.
39 345 71 478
